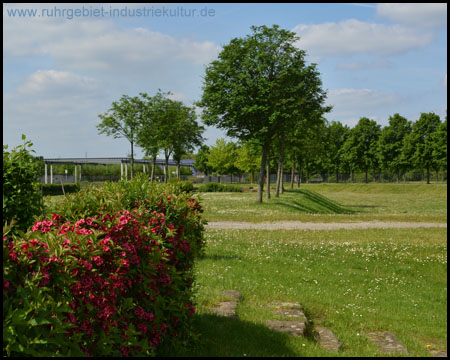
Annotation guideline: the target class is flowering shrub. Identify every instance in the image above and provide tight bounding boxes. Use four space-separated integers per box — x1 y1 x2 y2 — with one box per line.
3 176 205 357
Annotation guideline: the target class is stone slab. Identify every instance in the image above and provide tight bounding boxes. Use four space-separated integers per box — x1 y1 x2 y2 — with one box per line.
366 331 408 355
266 320 307 336
430 350 447 357
210 290 242 318
314 325 341 352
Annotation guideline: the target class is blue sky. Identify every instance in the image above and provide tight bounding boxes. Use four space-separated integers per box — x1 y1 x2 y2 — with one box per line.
3 3 447 158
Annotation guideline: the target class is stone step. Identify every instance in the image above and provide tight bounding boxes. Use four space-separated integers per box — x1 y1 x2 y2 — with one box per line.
267 301 341 352
266 320 307 336
210 290 242 318
366 331 408 355
314 325 341 352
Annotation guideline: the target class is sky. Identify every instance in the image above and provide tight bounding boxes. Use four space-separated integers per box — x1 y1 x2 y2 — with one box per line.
3 3 447 159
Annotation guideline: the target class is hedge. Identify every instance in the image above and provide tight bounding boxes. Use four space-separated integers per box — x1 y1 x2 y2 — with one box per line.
197 182 242 193
41 183 81 196
3 175 205 357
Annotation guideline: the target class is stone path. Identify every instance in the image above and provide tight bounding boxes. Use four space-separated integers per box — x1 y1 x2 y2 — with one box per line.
207 221 447 231
366 331 408 355
208 293 446 357
210 290 242 318
266 302 308 337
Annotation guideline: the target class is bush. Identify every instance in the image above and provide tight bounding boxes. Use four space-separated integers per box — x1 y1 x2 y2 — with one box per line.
197 182 242 192
3 135 44 233
3 176 205 357
167 178 194 193
41 183 80 196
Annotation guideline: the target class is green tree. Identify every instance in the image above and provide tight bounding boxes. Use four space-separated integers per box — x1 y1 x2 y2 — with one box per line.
194 145 213 175
171 106 204 179
98 95 141 178
207 139 236 183
136 90 167 181
342 117 381 183
198 25 329 202
377 114 412 182
235 141 262 184
325 121 351 183
402 112 441 184
432 116 447 182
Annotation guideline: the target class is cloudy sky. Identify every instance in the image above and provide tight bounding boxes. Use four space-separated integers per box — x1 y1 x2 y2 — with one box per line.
3 3 447 158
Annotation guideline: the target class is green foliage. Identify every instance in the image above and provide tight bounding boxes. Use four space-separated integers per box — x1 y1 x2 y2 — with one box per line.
207 139 237 182
41 183 80 196
377 114 412 178
194 145 213 175
3 135 44 233
198 182 242 193
3 175 206 357
167 177 194 193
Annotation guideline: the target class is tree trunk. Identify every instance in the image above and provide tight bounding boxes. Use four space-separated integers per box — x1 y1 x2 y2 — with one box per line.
281 163 285 194
130 141 134 179
164 150 169 183
151 155 157 182
275 160 281 198
351 168 355 183
257 142 269 203
297 156 302 188
306 168 309 184
176 162 181 180
250 171 254 184
426 167 430 184
397 169 400 183
336 169 339 183
365 168 368 183
266 157 271 199
290 154 295 189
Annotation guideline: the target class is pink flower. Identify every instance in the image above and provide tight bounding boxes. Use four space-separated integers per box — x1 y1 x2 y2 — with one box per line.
20 243 29 250
93 256 103 266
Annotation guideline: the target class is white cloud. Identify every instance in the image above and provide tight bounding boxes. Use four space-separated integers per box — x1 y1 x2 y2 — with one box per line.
325 88 401 125
376 3 447 28
336 58 392 71
3 14 220 69
293 19 434 58
16 70 100 95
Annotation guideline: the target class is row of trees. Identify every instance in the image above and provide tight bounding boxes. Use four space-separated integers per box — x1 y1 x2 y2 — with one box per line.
194 112 447 187
97 91 204 182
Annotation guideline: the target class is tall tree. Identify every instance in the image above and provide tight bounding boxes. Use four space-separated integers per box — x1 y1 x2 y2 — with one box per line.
197 25 329 202
98 95 141 178
171 106 204 179
235 140 261 184
194 145 214 176
377 114 412 182
325 121 351 183
402 112 441 184
432 116 447 182
135 91 166 181
207 138 236 183
342 117 381 183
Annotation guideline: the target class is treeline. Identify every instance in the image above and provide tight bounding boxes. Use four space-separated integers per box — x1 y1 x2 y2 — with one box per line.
194 112 447 185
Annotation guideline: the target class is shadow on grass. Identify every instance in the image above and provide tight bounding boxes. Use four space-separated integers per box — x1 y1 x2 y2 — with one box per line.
278 189 355 214
156 313 300 357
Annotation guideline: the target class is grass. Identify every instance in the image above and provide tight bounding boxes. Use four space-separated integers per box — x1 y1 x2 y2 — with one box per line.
157 228 447 357
199 183 447 223
42 182 447 357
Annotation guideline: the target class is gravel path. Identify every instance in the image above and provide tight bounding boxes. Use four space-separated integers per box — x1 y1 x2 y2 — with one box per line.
206 221 447 231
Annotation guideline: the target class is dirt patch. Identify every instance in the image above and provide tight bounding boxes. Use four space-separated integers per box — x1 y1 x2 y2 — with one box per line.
206 221 447 231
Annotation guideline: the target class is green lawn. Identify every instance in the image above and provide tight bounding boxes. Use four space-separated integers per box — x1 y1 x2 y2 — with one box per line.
199 183 447 223
158 227 447 357
43 182 447 357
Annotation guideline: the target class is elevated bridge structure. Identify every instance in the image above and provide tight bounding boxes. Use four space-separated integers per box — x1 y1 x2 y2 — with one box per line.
43 157 196 184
